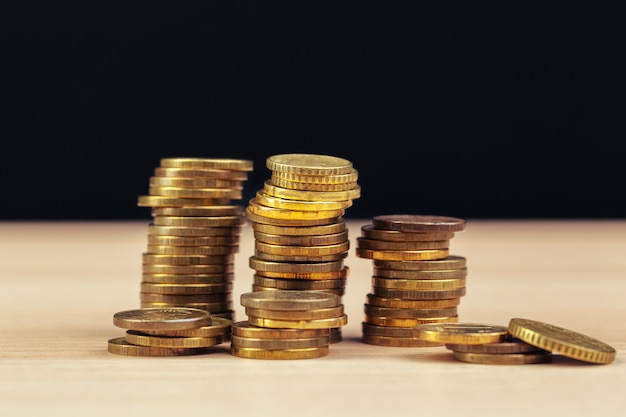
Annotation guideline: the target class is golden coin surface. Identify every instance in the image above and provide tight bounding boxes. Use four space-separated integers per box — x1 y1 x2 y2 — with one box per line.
142 253 234 265
254 230 348 246
255 241 350 256
362 334 443 347
253 250 347 263
151 205 245 217
372 287 466 300
271 169 359 184
240 290 340 310
365 316 458 328
107 337 212 356
452 350 553 365
147 235 240 247
251 219 347 236
360 225 455 242
266 153 353 175
372 214 467 233
373 256 467 271
356 237 449 251
508 317 616 364
263 180 360 202
445 338 545 354
154 166 249 180
356 248 449 261
251 285 345 298
361 322 418 338
149 176 244 189
142 263 234 275
414 322 510 344
140 282 232 295
373 267 468 280
148 186 242 199
231 320 329 339
160 158 253 171
230 345 329 360
145 245 237 256
230 335 330 350
255 191 352 211
141 273 234 284
249 257 344 274
139 292 230 304
365 294 460 309
138 195 231 207
270 176 358 192
140 301 232 312
248 314 348 329
247 198 345 220
246 207 342 227
148 224 242 237
113 307 211 331
142 317 232 337
253 275 346 290
153 215 246 227
255 268 349 280
125 330 224 348
245 304 344 320
364 304 458 319
372 277 466 290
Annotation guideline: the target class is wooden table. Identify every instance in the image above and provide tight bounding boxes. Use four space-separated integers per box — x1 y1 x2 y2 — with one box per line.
1 220 624 416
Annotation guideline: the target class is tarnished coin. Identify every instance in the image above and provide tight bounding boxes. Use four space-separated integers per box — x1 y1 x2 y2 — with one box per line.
372 214 467 233
364 304 458 319
508 318 616 364
125 330 224 348
113 307 211 331
253 275 346 290
266 153 354 175
240 290 340 310
372 287 466 300
452 350 553 365
361 225 455 242
356 237 449 251
230 345 329 360
362 334 443 348
414 322 510 344
445 338 545 354
107 337 212 356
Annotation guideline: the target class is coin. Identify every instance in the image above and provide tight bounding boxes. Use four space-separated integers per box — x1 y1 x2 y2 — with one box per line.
151 206 244 217
365 293 460 309
270 177 358 192
230 345 330 360
249 257 344 274
231 320 330 339
148 225 242 237
140 282 232 295
362 334 443 347
251 285 345 298
159 158 253 171
149 176 244 189
373 256 467 271
413 322 510 344
248 314 348 329
271 169 359 184
253 275 346 290
371 277 466 290
263 180 360 202
251 219 347 236
355 248 449 261
365 316 458 328
246 207 342 227
360 225 455 242
107 337 212 356
508 318 616 364
147 235 240 246
154 167 249 180
138 195 231 207
254 268 349 280
141 273 234 284
364 304 458 319
142 317 233 337
361 322 418 338
148 186 242 199
372 287 466 300
372 214 467 233
230 335 330 349
445 338 545 354
247 198 346 220
145 245 238 256
266 153 353 175
153 215 246 227
240 290 341 310
356 237 449 251
112 307 211 331
373 267 468 280
142 263 234 274
125 330 224 348
255 241 350 256
142 253 234 265
451 350 553 365
253 249 347 263
245 304 344 320
253 230 349 246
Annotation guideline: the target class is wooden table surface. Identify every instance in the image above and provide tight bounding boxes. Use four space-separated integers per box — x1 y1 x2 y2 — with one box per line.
1 219 624 417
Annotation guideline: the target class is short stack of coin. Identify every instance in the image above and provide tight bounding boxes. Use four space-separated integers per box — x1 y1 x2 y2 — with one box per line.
356 214 468 347
137 158 253 321
108 307 232 356
230 291 346 359
245 153 360 342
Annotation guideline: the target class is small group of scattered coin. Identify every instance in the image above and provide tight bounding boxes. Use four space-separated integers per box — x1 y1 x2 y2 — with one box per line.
108 307 232 356
355 214 468 347
230 291 346 359
413 318 616 365
241 153 361 348
137 158 253 321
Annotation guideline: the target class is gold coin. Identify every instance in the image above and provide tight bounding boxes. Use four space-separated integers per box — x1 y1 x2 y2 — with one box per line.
263 180 360 202
251 285 345 298
508 317 616 364
360 225 455 242
140 281 232 295
148 186 242 199
147 235 240 247
140 302 232 314
141 273 234 284
445 338 545 354
139 292 230 304
251 219 347 236
372 214 467 233
249 257 344 274
365 316 458 328
231 320 329 339
372 287 466 300
364 304 458 319
142 263 234 275
253 275 346 290
151 205 245 217
149 176 244 189
373 267 468 280
113 307 211 331
255 240 350 256
125 330 224 348
148 224 242 237
107 337 212 356
248 314 348 329
255 191 352 211
153 215 246 227
253 250 347 263
142 253 234 265
361 322 416 338
254 267 349 280
361 334 443 347
246 207 342 227
145 245 237 256
230 345 329 360
247 198 345 220
371 277 466 290
414 322 510 344
356 237 449 251
240 290 340 310
270 176 358 192
365 293 461 309
138 195 231 207
230 335 330 349
373 256 467 271
266 153 353 175
452 350 553 365
254 230 348 246
142 317 232 337
271 169 359 184
159 158 253 171
245 304 344 320
154 166 249 180
356 248 449 261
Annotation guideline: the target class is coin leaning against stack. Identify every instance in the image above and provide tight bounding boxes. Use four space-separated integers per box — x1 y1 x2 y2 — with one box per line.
108 307 232 356
356 214 468 347
137 158 253 321
240 153 361 348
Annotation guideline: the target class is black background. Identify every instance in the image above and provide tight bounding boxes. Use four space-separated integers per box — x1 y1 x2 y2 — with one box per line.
4 2 626 220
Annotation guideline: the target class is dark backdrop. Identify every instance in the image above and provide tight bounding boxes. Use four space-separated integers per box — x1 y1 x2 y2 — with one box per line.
4 2 625 220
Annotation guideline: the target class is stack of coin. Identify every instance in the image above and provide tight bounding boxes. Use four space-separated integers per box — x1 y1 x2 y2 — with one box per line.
108 307 232 356
230 291 346 359
137 158 253 321
245 153 360 342
355 214 468 347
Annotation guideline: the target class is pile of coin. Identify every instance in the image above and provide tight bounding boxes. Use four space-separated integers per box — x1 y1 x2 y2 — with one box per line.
137 157 253 321
108 307 232 356
414 318 616 365
244 153 360 343
230 291 345 359
355 214 468 347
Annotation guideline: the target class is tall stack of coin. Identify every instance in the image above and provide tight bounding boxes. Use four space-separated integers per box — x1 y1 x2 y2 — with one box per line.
356 214 468 347
230 291 345 359
244 153 360 343
137 157 253 321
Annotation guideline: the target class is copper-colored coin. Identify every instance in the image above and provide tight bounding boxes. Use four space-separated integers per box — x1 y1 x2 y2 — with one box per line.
361 322 417 338
153 215 246 227
356 237 449 251
230 334 330 349
373 256 467 271
373 267 468 280
142 263 234 275
139 301 232 312
253 250 347 263
249 257 344 274
141 273 234 284
151 205 244 217
142 253 234 265
254 267 349 280
355 248 449 261
145 245 238 256
246 207 342 227
360 225 455 242
125 330 224 348
140 281 232 295
372 214 467 233
245 305 344 320
372 287 466 300
251 285 345 298
147 235 240 247
365 315 458 328
230 345 330 360
365 293 461 309
253 275 346 290
148 224 242 237
231 321 329 339
253 230 349 246
362 334 443 347
364 304 458 319
371 277 466 290
248 314 348 329
255 240 350 256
